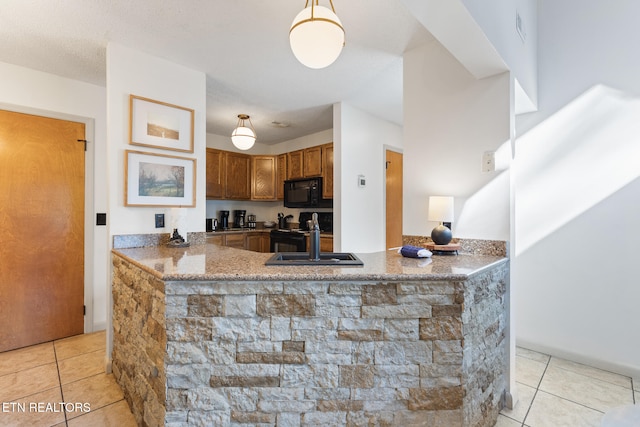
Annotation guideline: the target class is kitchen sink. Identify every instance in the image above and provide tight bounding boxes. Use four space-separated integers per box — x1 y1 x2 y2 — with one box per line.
265 252 364 266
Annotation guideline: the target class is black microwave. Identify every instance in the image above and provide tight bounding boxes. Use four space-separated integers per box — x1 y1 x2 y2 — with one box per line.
284 178 333 208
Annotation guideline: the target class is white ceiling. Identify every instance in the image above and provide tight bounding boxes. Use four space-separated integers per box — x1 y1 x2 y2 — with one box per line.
0 0 434 144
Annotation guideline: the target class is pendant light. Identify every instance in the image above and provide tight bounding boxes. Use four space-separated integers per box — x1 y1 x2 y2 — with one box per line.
289 0 345 69
231 114 256 150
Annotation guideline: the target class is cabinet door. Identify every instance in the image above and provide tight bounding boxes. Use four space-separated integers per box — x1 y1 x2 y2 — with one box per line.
206 148 225 199
261 233 271 252
251 156 277 200
245 234 262 252
320 235 333 252
276 154 287 200
224 152 251 199
207 234 224 246
304 146 322 177
321 143 333 199
287 150 304 180
224 233 245 249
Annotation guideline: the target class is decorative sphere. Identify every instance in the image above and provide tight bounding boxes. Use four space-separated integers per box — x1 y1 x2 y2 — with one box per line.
289 5 345 69
431 225 452 245
231 126 255 150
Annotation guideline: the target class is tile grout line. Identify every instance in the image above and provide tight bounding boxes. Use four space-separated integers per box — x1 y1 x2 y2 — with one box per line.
520 355 552 426
52 341 69 427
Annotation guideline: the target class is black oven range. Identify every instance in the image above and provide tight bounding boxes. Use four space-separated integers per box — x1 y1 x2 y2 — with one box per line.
269 212 332 253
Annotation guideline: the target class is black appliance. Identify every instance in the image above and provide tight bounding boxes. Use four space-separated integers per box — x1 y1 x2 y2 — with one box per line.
299 212 333 232
234 210 246 228
284 178 332 208
219 210 229 230
270 229 307 252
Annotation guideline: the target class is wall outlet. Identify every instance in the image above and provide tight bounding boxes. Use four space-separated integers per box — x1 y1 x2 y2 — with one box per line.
155 213 165 228
482 151 496 173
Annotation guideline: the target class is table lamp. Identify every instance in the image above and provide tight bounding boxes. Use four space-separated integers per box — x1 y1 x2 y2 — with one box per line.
428 196 454 245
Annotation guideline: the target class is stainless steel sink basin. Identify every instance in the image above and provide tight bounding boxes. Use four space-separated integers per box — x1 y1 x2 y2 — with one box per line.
265 252 364 266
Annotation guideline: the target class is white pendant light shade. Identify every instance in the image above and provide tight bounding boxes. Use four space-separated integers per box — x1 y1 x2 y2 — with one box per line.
289 3 345 69
231 114 256 150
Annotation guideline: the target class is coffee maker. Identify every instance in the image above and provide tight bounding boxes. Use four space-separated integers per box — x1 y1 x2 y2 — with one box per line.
219 210 229 230
233 210 246 228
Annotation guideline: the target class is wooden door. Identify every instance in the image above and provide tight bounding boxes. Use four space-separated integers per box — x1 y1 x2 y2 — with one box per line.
0 110 85 352
385 150 403 249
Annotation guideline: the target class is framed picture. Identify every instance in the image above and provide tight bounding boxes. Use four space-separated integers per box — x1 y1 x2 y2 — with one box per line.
129 95 194 153
125 150 196 207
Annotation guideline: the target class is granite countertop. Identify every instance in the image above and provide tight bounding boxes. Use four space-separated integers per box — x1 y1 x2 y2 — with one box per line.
112 243 507 282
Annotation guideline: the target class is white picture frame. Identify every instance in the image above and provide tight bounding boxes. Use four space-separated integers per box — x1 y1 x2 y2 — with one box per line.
129 95 194 153
125 150 196 207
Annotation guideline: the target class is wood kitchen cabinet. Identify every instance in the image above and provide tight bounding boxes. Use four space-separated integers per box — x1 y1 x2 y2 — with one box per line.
321 143 333 199
276 154 287 200
205 148 225 199
251 155 277 200
224 233 245 249
303 145 322 177
224 152 251 199
205 143 332 200
306 234 333 252
245 232 271 253
287 150 304 180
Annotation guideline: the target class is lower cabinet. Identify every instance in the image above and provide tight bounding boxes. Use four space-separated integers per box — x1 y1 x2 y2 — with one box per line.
208 232 271 253
306 235 334 252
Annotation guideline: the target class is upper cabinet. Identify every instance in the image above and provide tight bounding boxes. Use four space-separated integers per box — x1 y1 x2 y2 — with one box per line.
287 145 324 180
303 145 322 177
206 143 333 201
287 150 304 180
251 155 277 200
276 154 287 200
205 148 224 199
321 143 334 199
224 152 251 199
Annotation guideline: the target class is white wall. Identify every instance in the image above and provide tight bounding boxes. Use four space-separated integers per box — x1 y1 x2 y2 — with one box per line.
460 0 537 111
0 61 108 332
514 0 640 380
402 40 511 240
106 43 207 238
333 103 403 253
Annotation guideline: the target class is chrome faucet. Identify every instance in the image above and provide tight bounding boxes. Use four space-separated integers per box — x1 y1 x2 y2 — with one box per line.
308 212 320 261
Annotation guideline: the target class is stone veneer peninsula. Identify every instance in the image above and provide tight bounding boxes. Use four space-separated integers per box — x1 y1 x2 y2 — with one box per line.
111 241 509 427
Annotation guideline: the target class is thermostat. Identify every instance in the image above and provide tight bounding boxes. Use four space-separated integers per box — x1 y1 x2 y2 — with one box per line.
358 174 366 188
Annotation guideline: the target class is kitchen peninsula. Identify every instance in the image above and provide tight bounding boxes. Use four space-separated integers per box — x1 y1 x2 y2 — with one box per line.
111 241 509 427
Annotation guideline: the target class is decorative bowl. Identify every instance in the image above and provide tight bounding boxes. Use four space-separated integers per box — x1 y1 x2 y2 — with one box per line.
263 221 276 228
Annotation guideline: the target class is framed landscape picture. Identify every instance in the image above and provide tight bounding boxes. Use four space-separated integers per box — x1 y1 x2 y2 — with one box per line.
129 95 194 153
125 150 196 207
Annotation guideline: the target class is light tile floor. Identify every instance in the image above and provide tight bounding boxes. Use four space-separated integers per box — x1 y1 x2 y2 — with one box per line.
1 334 638 427
0 331 136 427
498 347 638 427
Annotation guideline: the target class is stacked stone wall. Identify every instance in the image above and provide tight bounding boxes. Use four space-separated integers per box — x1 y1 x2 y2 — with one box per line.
159 272 506 426
112 256 167 426
111 253 507 427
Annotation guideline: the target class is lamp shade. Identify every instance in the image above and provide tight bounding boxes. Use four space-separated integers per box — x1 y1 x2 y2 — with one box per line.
428 196 454 222
231 114 256 150
289 4 345 69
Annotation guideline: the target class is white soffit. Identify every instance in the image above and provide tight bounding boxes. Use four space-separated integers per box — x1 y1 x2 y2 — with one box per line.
401 0 508 79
